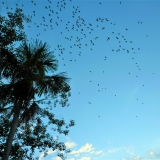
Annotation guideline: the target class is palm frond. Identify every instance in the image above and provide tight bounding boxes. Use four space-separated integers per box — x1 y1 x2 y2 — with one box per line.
32 40 58 73
35 72 71 97
20 102 41 123
14 40 58 79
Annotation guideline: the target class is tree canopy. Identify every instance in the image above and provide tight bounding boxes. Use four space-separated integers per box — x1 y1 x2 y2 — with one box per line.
0 8 75 160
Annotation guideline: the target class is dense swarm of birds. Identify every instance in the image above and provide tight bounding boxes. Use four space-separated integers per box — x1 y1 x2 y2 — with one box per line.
1 0 154 118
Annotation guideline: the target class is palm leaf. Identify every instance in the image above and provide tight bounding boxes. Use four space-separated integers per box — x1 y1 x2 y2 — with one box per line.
35 72 70 97
15 40 58 76
20 102 41 123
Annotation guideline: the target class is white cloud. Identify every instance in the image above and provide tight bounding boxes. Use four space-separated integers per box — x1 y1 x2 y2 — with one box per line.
38 150 56 160
80 157 90 160
122 147 160 160
146 147 160 159
39 142 104 160
70 143 94 155
47 150 56 155
65 141 77 148
121 156 142 160
126 148 134 155
95 151 102 154
107 147 122 154
149 151 154 155
51 157 61 160
89 151 95 154
65 142 105 160
38 152 45 160
38 141 76 160
132 156 141 160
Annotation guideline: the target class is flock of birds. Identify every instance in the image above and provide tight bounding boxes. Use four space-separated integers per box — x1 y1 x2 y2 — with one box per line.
1 0 153 118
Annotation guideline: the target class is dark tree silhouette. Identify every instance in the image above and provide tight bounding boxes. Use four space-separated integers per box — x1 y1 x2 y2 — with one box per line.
0 8 75 160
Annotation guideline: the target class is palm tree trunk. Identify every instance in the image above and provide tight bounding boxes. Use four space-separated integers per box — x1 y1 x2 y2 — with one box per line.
2 105 20 160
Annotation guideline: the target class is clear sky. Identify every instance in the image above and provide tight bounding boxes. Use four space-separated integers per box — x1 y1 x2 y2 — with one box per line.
1 0 160 160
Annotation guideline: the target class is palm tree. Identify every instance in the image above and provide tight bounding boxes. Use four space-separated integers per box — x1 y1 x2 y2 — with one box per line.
1 39 71 160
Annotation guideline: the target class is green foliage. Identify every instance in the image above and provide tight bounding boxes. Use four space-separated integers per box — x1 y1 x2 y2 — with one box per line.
0 8 30 47
0 108 75 159
0 8 75 160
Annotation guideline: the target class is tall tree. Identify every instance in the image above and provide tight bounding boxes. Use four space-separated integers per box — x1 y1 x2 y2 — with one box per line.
0 9 75 160
0 8 30 84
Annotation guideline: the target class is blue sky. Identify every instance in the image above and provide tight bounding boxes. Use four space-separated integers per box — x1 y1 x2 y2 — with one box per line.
1 0 160 159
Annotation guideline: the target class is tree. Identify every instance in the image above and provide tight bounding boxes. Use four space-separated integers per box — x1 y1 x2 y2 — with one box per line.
0 8 31 47
0 8 30 84
0 9 75 160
